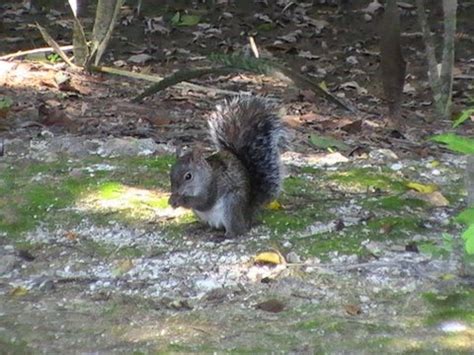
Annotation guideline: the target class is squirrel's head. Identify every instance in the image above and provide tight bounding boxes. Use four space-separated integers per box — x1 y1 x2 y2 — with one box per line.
169 149 212 209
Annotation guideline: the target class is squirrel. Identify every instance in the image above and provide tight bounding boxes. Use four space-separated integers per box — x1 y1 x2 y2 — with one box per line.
168 96 286 238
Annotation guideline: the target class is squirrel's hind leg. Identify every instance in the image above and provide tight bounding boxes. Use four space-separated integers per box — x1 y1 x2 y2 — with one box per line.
223 196 251 238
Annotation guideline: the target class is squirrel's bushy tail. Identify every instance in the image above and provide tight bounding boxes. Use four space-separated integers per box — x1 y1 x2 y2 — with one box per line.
209 96 286 207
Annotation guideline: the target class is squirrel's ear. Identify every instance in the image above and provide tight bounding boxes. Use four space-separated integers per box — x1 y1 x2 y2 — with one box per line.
190 146 207 163
175 145 183 158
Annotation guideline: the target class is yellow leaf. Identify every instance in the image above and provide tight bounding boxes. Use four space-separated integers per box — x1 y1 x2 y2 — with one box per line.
406 182 438 194
9 286 28 297
266 200 282 210
430 160 440 168
112 258 134 276
254 251 285 265
440 273 456 281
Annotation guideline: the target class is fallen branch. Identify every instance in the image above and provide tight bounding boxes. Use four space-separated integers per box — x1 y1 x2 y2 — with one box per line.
91 65 246 97
0 45 74 60
132 67 238 102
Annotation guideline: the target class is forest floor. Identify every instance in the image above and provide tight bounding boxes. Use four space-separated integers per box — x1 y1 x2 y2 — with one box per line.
1 0 474 353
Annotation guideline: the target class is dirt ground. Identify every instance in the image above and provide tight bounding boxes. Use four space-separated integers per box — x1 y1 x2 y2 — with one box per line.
1 0 474 353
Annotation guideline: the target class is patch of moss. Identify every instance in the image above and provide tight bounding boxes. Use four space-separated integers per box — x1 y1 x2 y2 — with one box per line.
423 289 474 325
283 176 322 197
0 335 33 355
256 23 276 31
364 195 427 211
305 233 364 258
330 168 407 193
366 216 423 236
262 210 310 233
97 182 124 200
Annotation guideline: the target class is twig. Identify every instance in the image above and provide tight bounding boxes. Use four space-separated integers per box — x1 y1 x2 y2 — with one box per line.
133 67 238 102
0 45 74 60
275 64 358 113
36 22 78 69
91 65 246 97
454 75 474 80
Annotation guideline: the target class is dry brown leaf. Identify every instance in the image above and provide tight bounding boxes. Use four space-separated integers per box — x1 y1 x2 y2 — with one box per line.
255 299 286 313
64 231 78 241
344 304 362 316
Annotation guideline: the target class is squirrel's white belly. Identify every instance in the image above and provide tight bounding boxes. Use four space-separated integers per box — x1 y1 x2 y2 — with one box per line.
194 197 226 229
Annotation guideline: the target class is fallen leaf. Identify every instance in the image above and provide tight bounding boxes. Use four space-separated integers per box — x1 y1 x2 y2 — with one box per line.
363 0 383 14
277 30 302 43
254 251 285 265
425 191 450 207
340 81 367 95
298 50 320 60
344 304 362 316
405 190 450 207
256 299 286 313
112 259 134 276
64 231 78 241
379 223 394 234
128 53 153 64
406 182 438 194
340 120 362 134
9 286 28 297
17 249 35 261
405 242 419 253
266 200 282 210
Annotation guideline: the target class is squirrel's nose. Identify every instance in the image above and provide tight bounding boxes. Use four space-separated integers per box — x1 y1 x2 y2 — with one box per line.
168 194 180 208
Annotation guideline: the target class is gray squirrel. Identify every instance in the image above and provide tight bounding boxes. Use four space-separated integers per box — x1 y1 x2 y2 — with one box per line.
168 96 286 238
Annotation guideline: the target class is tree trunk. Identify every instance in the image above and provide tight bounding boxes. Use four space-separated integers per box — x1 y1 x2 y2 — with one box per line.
466 156 474 207
92 0 124 65
381 0 406 128
439 0 457 119
72 0 89 66
416 0 458 120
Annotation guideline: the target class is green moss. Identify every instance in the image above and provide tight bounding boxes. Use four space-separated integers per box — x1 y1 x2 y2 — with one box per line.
305 233 364 257
256 23 276 31
423 289 474 325
0 335 33 355
367 216 422 235
262 210 310 233
97 182 124 200
364 195 427 211
283 176 320 196
330 168 407 193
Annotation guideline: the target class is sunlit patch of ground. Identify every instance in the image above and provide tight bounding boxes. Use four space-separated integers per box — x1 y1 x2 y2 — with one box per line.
76 181 188 220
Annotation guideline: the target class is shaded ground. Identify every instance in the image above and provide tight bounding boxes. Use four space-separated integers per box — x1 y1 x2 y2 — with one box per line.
1 0 474 353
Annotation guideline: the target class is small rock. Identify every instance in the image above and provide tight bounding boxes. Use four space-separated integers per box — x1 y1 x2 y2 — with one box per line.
390 162 403 171
195 278 220 291
128 53 153 64
0 254 18 274
346 56 359 65
359 295 370 303
98 137 159 157
369 148 399 161
363 13 372 22
316 152 349 166
286 252 301 264
40 130 54 139
439 321 467 333
4 138 29 156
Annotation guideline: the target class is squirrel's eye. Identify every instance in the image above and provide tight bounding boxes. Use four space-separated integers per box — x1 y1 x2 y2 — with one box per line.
184 172 192 181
